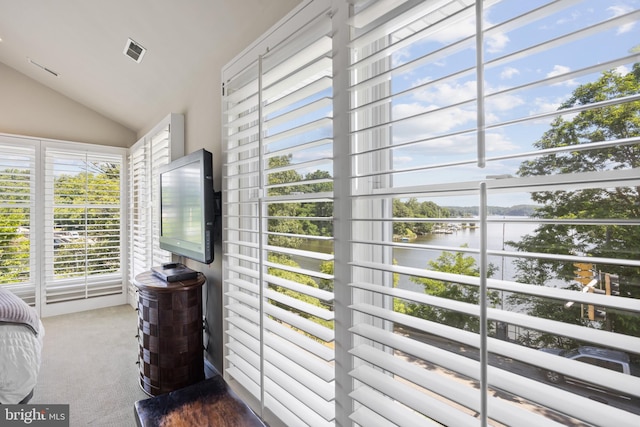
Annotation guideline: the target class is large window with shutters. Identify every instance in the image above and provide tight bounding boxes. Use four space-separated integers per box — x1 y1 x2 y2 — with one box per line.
0 134 127 316
128 114 184 300
42 144 126 315
348 0 640 426
0 136 37 305
222 2 335 426
224 1 640 426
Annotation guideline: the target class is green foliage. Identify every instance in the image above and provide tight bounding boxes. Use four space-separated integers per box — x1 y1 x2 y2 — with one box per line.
0 161 121 284
0 169 33 284
267 155 333 249
446 205 538 217
318 258 333 292
267 253 334 342
393 198 448 237
265 156 335 343
398 247 498 333
510 64 640 340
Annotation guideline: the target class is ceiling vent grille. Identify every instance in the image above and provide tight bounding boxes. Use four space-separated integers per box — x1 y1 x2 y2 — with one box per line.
27 58 59 77
124 38 146 63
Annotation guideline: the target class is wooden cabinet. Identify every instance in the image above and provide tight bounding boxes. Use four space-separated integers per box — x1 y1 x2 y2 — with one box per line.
134 271 205 396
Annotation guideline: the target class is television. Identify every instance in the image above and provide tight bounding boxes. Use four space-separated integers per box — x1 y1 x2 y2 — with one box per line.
158 148 215 264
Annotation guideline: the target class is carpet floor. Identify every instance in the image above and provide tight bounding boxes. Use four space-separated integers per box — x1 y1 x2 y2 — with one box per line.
31 304 150 426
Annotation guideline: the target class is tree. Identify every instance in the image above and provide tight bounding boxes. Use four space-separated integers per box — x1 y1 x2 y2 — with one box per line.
0 168 31 283
52 165 122 277
267 155 333 249
0 161 122 283
267 253 334 343
392 198 448 237
509 64 640 344
400 247 498 333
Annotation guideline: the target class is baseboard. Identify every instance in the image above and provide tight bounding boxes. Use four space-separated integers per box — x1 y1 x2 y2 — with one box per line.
204 357 220 378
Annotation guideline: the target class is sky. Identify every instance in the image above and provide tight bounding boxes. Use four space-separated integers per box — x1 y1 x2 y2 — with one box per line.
261 0 640 208
382 0 640 206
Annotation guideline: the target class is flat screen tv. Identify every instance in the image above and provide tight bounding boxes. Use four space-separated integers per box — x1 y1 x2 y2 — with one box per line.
159 148 214 264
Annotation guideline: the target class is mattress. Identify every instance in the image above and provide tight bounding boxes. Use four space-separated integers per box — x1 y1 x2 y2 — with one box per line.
0 289 44 404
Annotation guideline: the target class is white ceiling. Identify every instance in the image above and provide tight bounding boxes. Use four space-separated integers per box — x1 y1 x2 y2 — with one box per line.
0 0 300 133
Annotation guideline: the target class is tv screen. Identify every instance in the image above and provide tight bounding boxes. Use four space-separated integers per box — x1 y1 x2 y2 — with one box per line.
159 149 214 264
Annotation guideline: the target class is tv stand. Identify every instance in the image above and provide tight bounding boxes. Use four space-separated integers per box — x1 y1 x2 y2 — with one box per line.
151 262 198 282
134 270 205 396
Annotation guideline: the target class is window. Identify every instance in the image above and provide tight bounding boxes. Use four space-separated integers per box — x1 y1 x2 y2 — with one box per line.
43 147 124 308
0 136 36 304
127 114 184 299
349 0 640 425
224 1 640 425
0 134 127 316
222 2 335 425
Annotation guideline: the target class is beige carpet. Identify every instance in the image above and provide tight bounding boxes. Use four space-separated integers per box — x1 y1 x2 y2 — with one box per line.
32 304 150 426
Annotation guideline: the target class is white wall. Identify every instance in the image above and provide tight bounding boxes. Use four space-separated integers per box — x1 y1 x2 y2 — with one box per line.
0 62 136 146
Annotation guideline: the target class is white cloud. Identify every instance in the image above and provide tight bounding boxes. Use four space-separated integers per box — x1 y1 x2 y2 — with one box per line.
391 102 476 143
485 132 518 152
615 65 630 75
393 77 526 139
427 14 509 54
547 65 579 87
391 155 415 166
547 65 571 78
413 80 477 105
487 93 525 115
486 32 510 53
392 47 413 68
608 5 636 34
526 96 574 126
390 130 517 162
529 97 562 117
392 102 433 118
500 67 520 80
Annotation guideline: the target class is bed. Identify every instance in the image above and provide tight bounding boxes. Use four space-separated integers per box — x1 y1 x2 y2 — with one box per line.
0 289 44 404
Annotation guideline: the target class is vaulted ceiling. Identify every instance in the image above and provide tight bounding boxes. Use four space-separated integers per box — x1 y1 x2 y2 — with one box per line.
0 0 300 133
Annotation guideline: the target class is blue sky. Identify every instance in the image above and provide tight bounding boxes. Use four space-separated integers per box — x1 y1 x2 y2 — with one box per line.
383 0 640 206
263 0 640 207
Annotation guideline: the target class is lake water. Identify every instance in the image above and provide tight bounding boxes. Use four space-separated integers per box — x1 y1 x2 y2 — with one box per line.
290 217 539 293
393 219 539 292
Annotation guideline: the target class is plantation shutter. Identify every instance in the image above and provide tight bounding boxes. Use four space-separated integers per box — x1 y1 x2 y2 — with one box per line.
128 114 183 301
348 1 640 427
129 124 172 279
222 2 335 425
0 136 37 305
129 140 151 281
43 146 125 307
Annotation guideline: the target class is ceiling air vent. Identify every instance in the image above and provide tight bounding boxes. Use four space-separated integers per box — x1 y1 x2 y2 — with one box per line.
124 38 146 63
27 58 60 77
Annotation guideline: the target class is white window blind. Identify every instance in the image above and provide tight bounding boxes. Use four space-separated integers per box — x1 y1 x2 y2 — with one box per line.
222 2 335 426
224 1 640 426
127 113 183 301
0 136 37 305
129 125 172 280
43 147 124 305
348 1 640 427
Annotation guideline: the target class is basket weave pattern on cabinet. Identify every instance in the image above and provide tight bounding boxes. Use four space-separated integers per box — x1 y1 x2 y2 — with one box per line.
135 271 205 396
